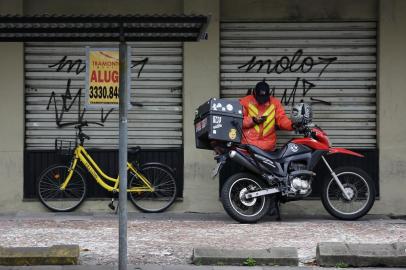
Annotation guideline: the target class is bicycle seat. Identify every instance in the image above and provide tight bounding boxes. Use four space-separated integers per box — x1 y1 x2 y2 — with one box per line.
128 146 141 154
246 145 286 160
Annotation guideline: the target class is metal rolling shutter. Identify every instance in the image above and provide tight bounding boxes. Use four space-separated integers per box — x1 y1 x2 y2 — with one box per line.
221 22 377 149
25 42 183 149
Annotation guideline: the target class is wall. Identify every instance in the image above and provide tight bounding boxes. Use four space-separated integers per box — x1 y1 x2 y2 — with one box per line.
375 0 406 215
1 0 406 216
0 0 221 213
221 0 377 21
23 0 182 15
217 0 380 216
0 0 23 13
0 0 185 212
0 0 24 211
181 0 222 212
0 44 25 211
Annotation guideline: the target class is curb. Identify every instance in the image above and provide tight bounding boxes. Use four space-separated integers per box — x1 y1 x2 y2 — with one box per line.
0 245 79 266
316 242 406 267
192 247 298 266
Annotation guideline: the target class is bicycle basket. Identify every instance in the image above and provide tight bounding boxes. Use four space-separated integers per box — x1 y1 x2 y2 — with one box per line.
55 139 76 156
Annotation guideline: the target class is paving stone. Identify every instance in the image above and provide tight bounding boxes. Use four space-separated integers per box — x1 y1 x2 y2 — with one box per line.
192 248 298 266
133 264 164 270
164 265 213 270
0 245 79 266
0 266 63 270
212 266 262 270
316 242 406 267
62 265 114 270
262 268 312 270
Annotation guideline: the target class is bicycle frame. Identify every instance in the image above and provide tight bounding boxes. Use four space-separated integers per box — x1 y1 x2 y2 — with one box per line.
60 145 154 193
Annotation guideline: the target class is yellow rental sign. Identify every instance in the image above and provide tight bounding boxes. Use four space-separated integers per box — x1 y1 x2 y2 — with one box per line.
86 48 125 108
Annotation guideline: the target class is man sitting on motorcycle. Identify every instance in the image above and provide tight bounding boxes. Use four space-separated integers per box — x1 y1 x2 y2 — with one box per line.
240 80 293 151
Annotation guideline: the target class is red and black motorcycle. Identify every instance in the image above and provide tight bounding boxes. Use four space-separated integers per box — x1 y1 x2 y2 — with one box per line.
200 101 375 223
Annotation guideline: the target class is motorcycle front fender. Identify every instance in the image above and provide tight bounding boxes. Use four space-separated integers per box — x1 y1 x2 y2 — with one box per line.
328 148 364 158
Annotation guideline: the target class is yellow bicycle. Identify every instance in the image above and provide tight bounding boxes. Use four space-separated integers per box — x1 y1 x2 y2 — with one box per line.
37 121 177 213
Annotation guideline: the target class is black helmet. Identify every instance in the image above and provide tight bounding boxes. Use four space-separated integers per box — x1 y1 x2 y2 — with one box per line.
254 80 270 104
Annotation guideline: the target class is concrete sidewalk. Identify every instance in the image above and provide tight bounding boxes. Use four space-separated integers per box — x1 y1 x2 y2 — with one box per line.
0 266 405 270
0 212 405 266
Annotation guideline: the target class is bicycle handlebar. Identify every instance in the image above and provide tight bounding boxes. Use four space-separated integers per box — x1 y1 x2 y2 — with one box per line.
79 132 91 141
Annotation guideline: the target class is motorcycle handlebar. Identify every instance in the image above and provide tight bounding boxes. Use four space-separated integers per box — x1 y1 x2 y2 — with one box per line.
293 123 317 137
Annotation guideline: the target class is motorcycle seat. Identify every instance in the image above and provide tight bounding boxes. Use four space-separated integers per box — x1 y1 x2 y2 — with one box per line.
246 144 286 160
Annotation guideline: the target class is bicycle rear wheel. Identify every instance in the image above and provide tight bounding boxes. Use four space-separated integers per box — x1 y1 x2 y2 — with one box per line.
129 164 177 213
37 164 87 212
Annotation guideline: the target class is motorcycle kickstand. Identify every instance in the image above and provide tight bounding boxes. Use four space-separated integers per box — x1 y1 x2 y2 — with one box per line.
275 200 281 221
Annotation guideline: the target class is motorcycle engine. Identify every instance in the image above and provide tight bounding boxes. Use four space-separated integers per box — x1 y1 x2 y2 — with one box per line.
288 162 312 195
291 177 310 192
289 162 307 172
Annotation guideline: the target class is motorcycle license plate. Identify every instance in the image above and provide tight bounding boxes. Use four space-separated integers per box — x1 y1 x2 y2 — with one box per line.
211 162 223 178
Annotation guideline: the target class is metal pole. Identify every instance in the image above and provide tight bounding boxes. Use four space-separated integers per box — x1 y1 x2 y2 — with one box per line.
118 39 128 270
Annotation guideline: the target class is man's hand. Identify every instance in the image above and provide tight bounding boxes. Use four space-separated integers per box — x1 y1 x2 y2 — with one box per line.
253 116 266 125
292 123 305 133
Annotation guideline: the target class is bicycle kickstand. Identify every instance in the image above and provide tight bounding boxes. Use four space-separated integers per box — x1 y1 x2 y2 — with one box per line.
108 198 116 211
108 197 120 215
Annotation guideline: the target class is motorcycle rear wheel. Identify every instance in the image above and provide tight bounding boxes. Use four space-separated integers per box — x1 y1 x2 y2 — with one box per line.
321 166 375 220
221 173 271 223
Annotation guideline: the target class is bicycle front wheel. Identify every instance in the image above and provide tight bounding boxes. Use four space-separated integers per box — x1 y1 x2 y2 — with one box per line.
129 164 177 213
37 164 87 212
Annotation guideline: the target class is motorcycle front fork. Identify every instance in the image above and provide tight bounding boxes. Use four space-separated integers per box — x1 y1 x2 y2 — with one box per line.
321 156 351 200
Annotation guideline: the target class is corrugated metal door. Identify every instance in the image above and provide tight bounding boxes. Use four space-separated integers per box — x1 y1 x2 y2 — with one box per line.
25 42 183 149
221 22 376 148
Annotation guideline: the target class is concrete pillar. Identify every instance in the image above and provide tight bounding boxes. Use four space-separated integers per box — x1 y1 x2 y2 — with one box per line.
181 0 222 211
0 0 24 211
375 0 406 215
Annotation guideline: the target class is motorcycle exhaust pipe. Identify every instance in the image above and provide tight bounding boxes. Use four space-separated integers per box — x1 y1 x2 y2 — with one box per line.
229 150 261 175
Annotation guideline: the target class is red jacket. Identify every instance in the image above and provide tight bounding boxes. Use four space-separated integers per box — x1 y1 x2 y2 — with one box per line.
239 95 293 151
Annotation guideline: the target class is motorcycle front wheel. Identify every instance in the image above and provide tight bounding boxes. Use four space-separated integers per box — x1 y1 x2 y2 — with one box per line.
321 167 375 220
221 173 270 223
